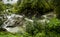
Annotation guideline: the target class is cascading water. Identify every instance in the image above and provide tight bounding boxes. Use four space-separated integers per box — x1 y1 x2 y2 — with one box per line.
0 12 56 33
1 14 33 33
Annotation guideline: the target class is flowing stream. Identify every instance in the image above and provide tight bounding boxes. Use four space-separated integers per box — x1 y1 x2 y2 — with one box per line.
1 14 33 33
0 12 56 33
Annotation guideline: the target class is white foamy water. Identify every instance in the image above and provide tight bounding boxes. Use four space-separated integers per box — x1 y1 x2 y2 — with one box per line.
1 14 33 33
1 12 56 33
2 0 18 4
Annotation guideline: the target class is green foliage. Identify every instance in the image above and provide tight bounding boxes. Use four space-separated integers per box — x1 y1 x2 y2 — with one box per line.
0 32 32 37
50 0 60 18
16 0 53 17
46 31 60 37
46 18 60 28
0 2 6 12
35 32 45 37
45 18 60 37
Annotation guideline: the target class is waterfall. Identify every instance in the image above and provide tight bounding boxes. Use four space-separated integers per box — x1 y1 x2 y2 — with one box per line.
1 14 33 33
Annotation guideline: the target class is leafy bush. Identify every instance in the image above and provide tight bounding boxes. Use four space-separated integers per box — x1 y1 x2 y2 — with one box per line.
46 18 60 37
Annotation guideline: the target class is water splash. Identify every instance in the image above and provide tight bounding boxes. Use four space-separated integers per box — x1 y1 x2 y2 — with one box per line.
1 14 33 33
